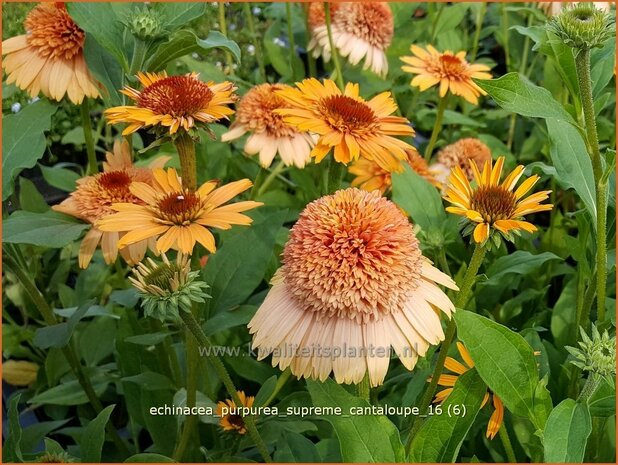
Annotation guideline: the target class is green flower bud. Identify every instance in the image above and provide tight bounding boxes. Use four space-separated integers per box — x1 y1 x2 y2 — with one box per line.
130 253 210 321
36 451 75 463
129 8 165 41
549 3 615 50
566 326 616 381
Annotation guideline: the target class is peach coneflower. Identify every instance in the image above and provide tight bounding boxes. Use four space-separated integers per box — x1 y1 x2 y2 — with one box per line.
104 71 236 136
96 168 262 254
350 148 439 194
444 156 553 244
275 78 414 172
52 140 167 268
430 138 492 187
307 2 394 77
216 391 255 435
539 2 611 16
400 45 492 104
1 3 100 104
248 188 457 387
221 83 313 168
435 342 504 439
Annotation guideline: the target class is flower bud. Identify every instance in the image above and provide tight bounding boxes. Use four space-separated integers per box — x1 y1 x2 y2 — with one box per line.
549 3 615 50
566 326 616 381
129 8 165 41
2 360 39 386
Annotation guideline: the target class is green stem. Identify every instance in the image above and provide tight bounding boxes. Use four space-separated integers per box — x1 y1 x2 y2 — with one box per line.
174 132 197 191
179 310 273 462
437 248 451 277
356 373 371 402
262 368 292 407
218 2 234 74
129 37 148 76
405 244 486 453
430 4 445 41
285 2 299 81
498 422 517 463
152 319 182 386
470 3 487 61
578 374 602 403
501 3 511 70
257 160 286 197
324 2 345 90
303 3 317 77
424 97 448 161
243 3 266 82
81 98 98 175
3 253 129 457
575 48 607 323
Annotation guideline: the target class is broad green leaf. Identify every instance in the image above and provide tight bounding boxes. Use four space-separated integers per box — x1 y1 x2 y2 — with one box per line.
82 34 124 106
274 431 322 462
2 211 89 248
33 300 93 350
546 117 597 223
197 31 241 63
124 332 171 346
2 100 57 200
474 73 575 123
433 3 468 38
3 394 23 462
544 399 592 463
409 370 487 462
122 372 175 391
550 278 578 347
39 164 80 192
156 2 206 28
588 379 616 417
203 209 287 314
80 405 115 462
20 419 71 453
392 164 446 243
18 177 49 213
591 39 616 97
482 251 561 288
455 311 539 425
203 305 255 336
307 379 405 462
124 453 175 463
29 374 109 405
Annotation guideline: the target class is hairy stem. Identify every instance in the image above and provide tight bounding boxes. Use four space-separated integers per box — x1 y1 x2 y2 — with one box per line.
174 132 197 191
81 98 98 175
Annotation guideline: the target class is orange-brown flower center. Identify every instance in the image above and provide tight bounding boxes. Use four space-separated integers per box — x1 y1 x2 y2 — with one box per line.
155 191 206 225
236 84 297 138
25 3 85 60
138 76 214 117
436 54 468 80
97 171 132 191
470 186 516 222
319 95 378 134
282 188 423 323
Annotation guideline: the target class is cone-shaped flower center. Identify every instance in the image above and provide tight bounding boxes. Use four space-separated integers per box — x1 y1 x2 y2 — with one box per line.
137 76 214 116
26 4 84 60
470 186 517 222
438 54 466 78
97 171 132 191
319 95 378 133
143 263 183 290
155 191 205 225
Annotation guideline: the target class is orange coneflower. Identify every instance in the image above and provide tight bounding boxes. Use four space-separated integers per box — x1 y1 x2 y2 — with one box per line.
444 156 553 244
434 342 504 439
350 148 439 194
96 167 262 254
52 140 167 268
248 188 457 387
400 45 492 104
216 391 255 435
1 3 100 104
430 138 492 187
307 2 394 77
221 83 313 168
104 71 236 136
275 78 415 172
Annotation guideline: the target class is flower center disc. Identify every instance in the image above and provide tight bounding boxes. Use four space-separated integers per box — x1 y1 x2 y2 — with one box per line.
237 84 296 137
438 54 466 79
470 186 516 222
320 95 378 133
26 4 85 60
156 191 204 225
97 171 132 191
138 76 214 116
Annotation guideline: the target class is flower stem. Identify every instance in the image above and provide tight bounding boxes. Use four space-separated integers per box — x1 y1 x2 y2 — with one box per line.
575 48 607 323
257 160 286 197
470 2 487 61
498 422 517 463
324 2 345 90
303 3 317 77
179 310 273 462
80 98 98 175
129 37 148 77
262 368 292 407
357 373 371 402
424 97 448 161
174 132 197 191
285 2 299 81
3 252 130 457
405 244 486 453
218 2 234 74
242 3 267 82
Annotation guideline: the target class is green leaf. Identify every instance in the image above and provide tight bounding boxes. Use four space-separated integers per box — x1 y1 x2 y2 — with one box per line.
391 164 446 242
197 31 241 63
544 399 592 463
409 369 487 462
156 2 206 28
147 30 200 71
122 372 175 391
203 209 287 314
124 332 172 346
203 305 255 336
80 405 115 462
306 379 405 462
39 164 80 192
124 453 175 463
474 73 575 123
33 300 93 350
546 117 597 223
29 374 109 405
82 34 124 106
18 177 49 213
274 431 322 462
2 100 57 200
588 379 616 417
3 211 89 248
455 311 540 425
3 394 23 462
482 251 561 288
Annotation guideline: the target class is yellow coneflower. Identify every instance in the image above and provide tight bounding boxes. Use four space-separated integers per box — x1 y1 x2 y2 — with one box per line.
434 342 504 440
52 140 168 268
96 168 262 254
430 138 492 187
275 78 414 172
248 188 457 387
307 2 394 77
350 148 439 194
400 45 492 104
1 3 100 104
443 156 553 244
104 71 236 136
221 83 313 168
216 391 255 435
